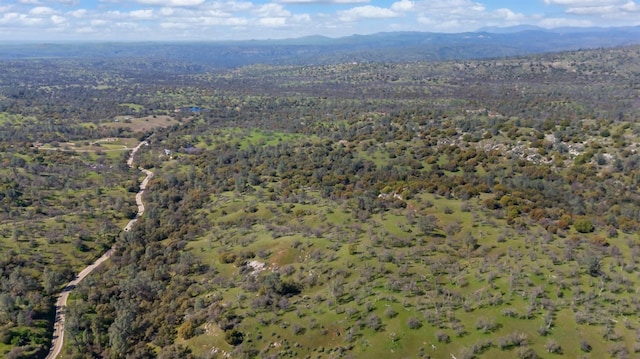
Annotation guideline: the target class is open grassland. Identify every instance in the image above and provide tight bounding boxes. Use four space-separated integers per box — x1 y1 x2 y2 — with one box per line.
101 115 181 133
179 185 638 358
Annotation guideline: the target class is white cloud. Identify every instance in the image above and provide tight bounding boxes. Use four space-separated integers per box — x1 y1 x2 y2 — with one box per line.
402 0 528 32
91 19 108 26
276 0 368 3
338 5 398 22
566 5 618 14
61 0 80 5
114 21 140 29
391 0 414 12
29 6 55 15
195 16 248 26
68 9 87 18
254 4 291 18
492 8 525 21
135 0 205 6
259 17 287 26
210 1 253 12
2 0 639 41
130 9 154 19
20 13 44 25
51 15 66 24
159 7 175 16
160 21 189 28
76 26 96 33
292 13 311 22
107 10 123 18
0 13 19 25
621 1 640 11
543 0 624 4
544 0 640 17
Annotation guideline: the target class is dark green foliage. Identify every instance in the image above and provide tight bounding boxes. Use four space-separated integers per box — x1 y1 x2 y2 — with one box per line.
225 329 244 346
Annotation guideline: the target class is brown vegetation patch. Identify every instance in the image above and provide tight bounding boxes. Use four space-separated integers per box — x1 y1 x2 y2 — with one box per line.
101 115 180 132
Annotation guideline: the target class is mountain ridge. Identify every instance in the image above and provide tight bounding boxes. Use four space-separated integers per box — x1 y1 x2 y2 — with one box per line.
1 26 640 67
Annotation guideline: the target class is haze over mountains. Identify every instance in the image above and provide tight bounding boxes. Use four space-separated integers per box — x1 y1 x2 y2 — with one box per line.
1 26 639 68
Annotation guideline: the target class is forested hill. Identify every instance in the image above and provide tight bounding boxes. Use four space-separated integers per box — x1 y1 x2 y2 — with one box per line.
1 26 640 67
3 41 640 358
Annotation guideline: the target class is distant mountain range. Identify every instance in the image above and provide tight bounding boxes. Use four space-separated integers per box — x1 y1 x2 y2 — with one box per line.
1 26 639 68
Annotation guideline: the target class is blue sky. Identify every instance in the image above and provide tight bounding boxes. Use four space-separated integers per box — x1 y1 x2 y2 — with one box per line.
1 0 639 41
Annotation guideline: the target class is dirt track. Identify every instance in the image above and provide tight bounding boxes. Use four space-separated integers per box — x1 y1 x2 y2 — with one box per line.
46 141 153 359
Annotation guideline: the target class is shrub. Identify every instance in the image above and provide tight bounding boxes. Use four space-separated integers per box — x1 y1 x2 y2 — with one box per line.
366 314 383 332
177 320 195 340
292 323 305 335
537 326 549 337
436 331 450 343
574 218 595 233
545 339 562 354
407 317 422 329
225 329 244 345
384 307 398 319
497 332 527 350
218 252 237 264
516 347 539 359
474 317 499 333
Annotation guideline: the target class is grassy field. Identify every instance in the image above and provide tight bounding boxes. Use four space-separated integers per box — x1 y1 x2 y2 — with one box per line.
124 107 640 358
101 115 181 132
174 178 638 358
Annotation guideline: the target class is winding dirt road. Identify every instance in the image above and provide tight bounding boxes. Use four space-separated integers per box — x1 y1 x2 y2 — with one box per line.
46 141 153 359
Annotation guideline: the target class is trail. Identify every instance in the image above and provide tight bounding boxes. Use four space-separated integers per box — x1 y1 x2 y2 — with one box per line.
46 140 153 359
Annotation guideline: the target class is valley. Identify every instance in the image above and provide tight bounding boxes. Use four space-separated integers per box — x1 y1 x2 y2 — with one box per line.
1 42 639 359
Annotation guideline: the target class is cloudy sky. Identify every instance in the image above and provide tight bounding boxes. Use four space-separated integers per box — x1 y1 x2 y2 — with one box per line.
1 0 639 41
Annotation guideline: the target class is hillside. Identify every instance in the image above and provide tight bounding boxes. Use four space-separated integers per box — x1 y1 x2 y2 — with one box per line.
1 27 640 68
1 45 640 358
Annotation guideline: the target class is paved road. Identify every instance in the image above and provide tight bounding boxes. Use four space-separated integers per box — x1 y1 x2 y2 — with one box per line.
46 141 153 359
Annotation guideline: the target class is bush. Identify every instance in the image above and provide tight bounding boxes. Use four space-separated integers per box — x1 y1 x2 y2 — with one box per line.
218 252 237 264
545 339 562 354
225 329 244 345
574 218 595 233
177 320 195 340
475 317 499 333
366 314 383 332
436 331 450 343
516 347 539 359
384 307 398 319
497 331 528 350
407 317 422 329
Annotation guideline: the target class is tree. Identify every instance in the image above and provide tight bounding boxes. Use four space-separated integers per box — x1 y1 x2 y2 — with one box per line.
225 329 244 345
463 232 478 250
109 305 135 357
366 313 383 331
418 215 439 236
545 339 562 354
583 253 602 277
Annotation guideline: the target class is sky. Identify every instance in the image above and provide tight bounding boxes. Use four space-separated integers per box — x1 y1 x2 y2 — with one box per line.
1 0 639 41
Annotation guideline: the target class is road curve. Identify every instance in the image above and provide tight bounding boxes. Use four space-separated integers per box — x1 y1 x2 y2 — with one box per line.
46 141 153 359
